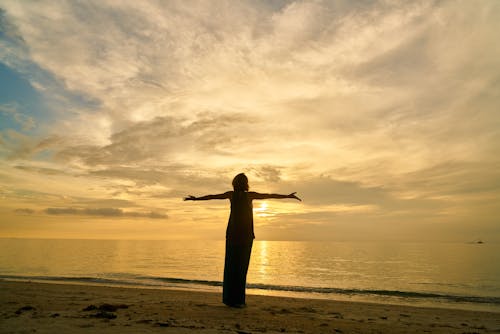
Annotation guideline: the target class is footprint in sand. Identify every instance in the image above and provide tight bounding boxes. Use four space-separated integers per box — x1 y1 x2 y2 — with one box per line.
90 311 117 319
297 306 317 313
328 311 343 319
135 319 153 324
15 306 35 315
82 303 129 320
155 321 171 327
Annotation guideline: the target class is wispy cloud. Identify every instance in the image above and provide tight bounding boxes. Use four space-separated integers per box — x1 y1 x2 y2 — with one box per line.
14 208 35 214
0 103 35 131
44 207 167 219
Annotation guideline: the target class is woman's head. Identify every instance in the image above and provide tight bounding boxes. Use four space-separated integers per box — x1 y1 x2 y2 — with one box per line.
232 173 249 191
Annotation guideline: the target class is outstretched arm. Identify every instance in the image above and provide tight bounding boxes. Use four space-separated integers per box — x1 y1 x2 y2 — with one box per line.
249 192 301 201
184 191 231 201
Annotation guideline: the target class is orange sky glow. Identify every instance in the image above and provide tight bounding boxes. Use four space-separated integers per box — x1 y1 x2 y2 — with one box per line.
0 1 499 241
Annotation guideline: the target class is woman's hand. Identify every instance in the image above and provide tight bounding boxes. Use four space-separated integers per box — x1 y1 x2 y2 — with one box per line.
184 195 196 201
288 192 301 201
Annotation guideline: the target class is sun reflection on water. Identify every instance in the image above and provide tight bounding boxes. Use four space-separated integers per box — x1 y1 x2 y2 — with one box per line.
254 240 269 279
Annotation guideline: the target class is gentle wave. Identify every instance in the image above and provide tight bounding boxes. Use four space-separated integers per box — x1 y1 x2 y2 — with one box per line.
2 274 499 306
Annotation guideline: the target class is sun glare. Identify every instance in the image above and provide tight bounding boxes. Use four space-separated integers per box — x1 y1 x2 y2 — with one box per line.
254 240 269 280
254 201 271 217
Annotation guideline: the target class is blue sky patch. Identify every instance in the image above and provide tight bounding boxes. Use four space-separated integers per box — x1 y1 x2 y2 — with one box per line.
0 62 45 133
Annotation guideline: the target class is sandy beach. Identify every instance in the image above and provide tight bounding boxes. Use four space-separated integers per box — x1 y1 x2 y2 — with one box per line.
1 281 499 333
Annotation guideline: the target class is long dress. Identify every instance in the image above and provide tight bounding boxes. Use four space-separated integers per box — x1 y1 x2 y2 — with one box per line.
223 190 254 306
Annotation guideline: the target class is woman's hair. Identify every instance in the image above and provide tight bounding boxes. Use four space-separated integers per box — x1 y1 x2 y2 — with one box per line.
232 173 249 191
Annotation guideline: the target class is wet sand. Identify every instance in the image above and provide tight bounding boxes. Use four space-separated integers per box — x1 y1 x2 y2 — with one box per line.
1 280 499 333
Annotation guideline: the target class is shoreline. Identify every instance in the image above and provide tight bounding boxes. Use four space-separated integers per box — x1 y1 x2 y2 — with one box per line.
2 275 500 314
1 280 499 333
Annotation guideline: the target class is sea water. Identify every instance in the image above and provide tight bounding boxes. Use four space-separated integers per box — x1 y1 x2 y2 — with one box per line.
0 238 499 312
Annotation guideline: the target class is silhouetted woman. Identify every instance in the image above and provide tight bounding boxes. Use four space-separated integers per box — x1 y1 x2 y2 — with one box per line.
184 173 301 307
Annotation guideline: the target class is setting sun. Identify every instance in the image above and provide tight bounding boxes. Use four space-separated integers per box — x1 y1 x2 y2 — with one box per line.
254 202 270 218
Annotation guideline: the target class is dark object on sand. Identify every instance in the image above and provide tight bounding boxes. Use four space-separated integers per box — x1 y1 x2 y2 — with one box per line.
83 303 129 312
15 305 35 314
90 311 117 319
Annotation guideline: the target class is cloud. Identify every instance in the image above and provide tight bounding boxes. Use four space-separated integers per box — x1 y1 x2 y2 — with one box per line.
0 8 30 68
73 198 136 208
392 160 500 198
0 103 35 131
251 165 282 183
0 131 64 161
281 175 445 214
45 207 79 215
44 207 167 219
14 164 67 176
14 208 35 214
51 112 260 168
288 176 390 206
0 130 36 160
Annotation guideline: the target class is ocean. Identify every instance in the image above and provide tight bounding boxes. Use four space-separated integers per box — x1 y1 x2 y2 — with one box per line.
1 238 499 312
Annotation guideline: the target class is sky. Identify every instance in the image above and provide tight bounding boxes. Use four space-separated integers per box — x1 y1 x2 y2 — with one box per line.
0 0 499 241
